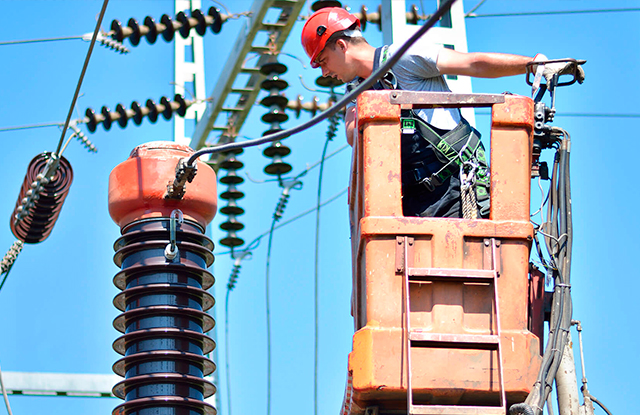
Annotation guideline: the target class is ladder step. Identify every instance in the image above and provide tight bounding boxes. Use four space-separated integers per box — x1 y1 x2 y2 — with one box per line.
407 267 496 281
409 331 499 348
410 405 506 415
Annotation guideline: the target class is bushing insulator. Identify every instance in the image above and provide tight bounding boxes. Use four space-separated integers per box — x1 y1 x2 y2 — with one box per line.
10 153 73 244
261 77 288 92
263 142 291 158
311 0 342 12
108 141 217 229
260 62 287 76
109 141 218 415
260 94 288 109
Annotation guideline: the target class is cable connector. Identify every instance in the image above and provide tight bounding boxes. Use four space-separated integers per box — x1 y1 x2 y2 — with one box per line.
0 240 23 275
227 250 252 291
165 158 197 200
69 123 97 153
274 179 303 221
82 32 130 54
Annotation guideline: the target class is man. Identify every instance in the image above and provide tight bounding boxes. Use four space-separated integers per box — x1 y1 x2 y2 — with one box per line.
301 7 581 218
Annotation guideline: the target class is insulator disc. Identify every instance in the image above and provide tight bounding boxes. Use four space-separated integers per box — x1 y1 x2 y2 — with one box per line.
131 101 144 125
220 203 244 216
263 142 291 158
192 9 208 36
116 104 129 128
161 14 176 42
127 18 142 46
10 153 73 244
220 219 244 232
220 188 244 201
311 0 342 11
177 11 193 39
143 16 159 44
101 106 113 130
262 127 283 137
264 161 292 176
161 96 174 120
261 111 289 124
146 99 159 123
208 7 222 34
218 156 243 171
85 108 99 132
219 173 244 185
260 94 288 109
316 76 344 88
260 62 287 76
219 233 244 248
110 19 125 42
261 77 288 91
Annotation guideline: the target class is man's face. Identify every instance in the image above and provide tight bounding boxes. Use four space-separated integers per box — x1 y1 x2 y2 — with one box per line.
315 40 353 82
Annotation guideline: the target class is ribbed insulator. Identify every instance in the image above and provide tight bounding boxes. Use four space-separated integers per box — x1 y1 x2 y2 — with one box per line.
111 217 217 415
110 7 225 46
10 153 73 244
217 153 245 249
85 94 190 133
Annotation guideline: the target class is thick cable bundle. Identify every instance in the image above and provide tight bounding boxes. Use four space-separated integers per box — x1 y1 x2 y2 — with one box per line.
10 152 73 244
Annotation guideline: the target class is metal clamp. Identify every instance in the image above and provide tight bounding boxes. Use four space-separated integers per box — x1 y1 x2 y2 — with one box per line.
164 209 184 261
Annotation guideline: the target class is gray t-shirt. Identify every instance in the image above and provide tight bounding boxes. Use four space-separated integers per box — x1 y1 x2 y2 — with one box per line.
387 40 461 130
347 40 462 131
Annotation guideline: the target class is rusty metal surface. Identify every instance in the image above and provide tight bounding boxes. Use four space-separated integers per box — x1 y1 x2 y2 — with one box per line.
388 91 505 108
347 92 541 412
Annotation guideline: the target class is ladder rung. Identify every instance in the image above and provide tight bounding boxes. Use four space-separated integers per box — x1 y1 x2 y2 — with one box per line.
240 67 261 73
410 331 499 348
262 23 287 29
222 107 246 112
410 405 506 415
230 88 255 94
407 267 496 281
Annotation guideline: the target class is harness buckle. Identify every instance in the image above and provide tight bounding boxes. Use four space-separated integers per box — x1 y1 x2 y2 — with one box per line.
419 175 441 192
402 118 416 135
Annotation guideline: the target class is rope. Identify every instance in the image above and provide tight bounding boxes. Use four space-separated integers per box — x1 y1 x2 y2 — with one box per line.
461 180 478 219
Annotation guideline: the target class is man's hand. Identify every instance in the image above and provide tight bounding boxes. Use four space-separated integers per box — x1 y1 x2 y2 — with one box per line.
533 54 586 85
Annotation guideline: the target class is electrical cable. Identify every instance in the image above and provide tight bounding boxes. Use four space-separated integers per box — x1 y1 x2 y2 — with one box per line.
466 7 640 18
0 122 64 132
183 0 457 166
55 0 109 156
0 361 12 415
313 112 339 415
590 395 613 415
475 111 640 119
264 215 276 415
465 0 488 17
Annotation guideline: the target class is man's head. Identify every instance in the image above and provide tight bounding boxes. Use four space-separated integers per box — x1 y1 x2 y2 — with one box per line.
301 8 366 81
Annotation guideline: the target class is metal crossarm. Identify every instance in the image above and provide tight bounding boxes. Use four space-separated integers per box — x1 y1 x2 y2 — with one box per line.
401 236 507 415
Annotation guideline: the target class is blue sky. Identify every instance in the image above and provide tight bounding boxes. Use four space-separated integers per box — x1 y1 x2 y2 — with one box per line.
0 1 638 415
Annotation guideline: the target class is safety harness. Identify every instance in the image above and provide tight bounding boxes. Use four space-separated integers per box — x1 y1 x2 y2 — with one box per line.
353 46 491 216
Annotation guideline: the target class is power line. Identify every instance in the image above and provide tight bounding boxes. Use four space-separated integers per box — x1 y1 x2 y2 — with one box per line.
0 35 85 46
0 122 64 132
467 7 640 18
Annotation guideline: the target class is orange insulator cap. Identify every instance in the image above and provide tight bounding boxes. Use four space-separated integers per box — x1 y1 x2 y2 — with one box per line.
108 141 217 229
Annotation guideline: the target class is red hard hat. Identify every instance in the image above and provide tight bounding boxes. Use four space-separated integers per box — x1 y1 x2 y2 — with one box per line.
301 7 360 68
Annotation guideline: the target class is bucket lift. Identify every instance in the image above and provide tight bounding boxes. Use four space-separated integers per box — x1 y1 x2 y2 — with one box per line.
344 90 546 414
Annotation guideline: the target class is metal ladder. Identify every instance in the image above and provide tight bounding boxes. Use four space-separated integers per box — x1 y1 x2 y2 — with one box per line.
399 236 507 415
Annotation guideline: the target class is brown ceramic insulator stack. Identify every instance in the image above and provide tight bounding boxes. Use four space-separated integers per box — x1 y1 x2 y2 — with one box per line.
259 61 292 177
217 151 245 248
108 142 218 415
10 152 73 244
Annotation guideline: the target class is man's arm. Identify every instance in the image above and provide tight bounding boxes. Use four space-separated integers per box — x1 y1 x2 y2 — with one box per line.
345 105 356 146
436 48 535 78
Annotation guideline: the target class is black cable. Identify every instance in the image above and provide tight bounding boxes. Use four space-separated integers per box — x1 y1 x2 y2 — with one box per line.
467 7 640 18
476 111 640 119
590 395 613 415
185 0 457 166
55 0 109 156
